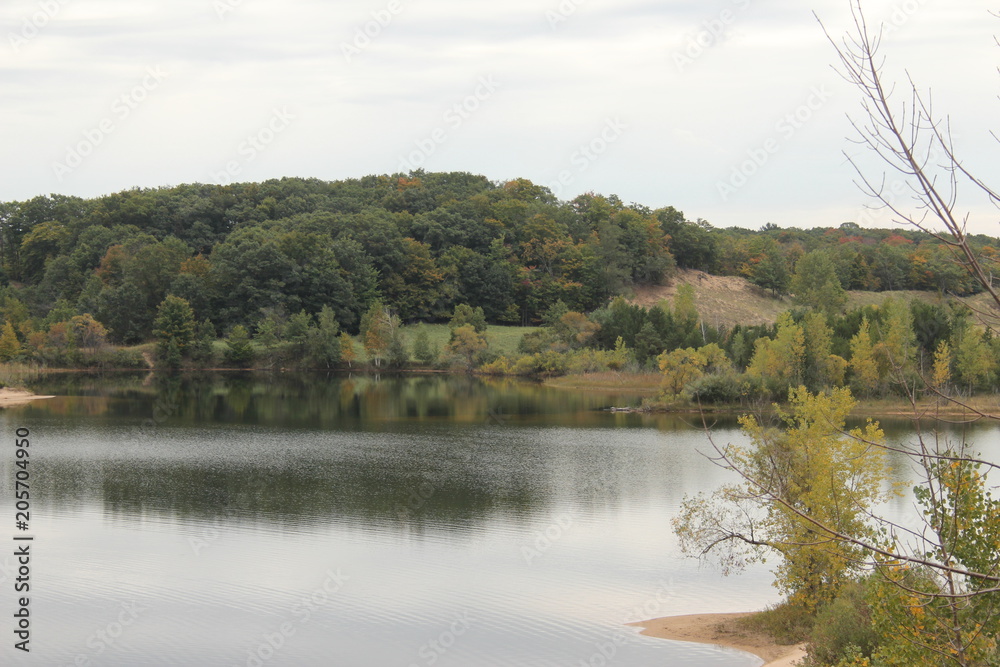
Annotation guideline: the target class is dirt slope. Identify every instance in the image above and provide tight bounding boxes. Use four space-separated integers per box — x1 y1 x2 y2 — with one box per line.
630 269 962 330
629 269 791 329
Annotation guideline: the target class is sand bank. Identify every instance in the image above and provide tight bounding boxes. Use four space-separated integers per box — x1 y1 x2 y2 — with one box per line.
0 388 55 407
630 612 807 666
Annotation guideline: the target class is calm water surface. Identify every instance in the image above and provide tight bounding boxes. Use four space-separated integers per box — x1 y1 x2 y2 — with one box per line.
1 373 995 666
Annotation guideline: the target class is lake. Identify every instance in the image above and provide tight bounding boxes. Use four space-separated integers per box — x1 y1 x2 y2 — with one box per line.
1 372 995 666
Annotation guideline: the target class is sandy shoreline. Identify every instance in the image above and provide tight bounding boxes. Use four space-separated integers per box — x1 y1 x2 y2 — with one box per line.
630 613 807 666
0 387 55 407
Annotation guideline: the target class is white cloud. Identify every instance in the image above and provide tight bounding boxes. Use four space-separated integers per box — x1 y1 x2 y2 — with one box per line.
0 0 996 232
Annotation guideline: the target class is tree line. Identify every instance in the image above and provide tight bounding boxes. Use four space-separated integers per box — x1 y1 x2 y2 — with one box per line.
0 171 997 369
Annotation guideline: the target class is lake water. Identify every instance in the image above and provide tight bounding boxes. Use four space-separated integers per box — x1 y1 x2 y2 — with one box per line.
1 372 996 667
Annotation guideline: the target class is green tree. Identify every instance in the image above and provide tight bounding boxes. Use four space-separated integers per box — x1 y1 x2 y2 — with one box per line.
224 325 255 368
791 250 848 316
873 297 918 395
952 327 995 394
856 453 1000 667
803 311 846 390
306 306 341 368
189 319 216 367
284 310 313 358
412 326 436 365
746 237 790 297
253 311 284 368
162 337 182 370
153 295 196 361
449 303 487 334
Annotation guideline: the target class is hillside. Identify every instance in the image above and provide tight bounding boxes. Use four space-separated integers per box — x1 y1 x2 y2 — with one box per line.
630 269 967 330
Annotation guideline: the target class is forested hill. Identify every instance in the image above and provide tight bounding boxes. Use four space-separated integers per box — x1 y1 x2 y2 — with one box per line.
0 171 995 343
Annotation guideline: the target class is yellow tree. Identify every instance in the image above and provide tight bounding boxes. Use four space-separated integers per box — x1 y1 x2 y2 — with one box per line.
849 317 879 397
339 332 356 368
658 347 706 397
658 343 730 398
873 298 918 395
0 321 22 361
930 340 952 392
954 328 995 394
445 324 488 372
803 311 847 390
746 312 805 394
673 387 890 611
360 302 399 368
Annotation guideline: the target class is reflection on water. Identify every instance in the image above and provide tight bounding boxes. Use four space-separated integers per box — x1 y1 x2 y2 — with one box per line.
2 372 995 666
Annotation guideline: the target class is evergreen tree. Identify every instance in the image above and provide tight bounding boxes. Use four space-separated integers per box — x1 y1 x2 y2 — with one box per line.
412 327 436 365
0 321 22 361
153 295 196 359
189 319 216 367
223 325 254 367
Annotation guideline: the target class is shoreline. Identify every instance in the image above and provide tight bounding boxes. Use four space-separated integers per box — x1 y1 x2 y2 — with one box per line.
630 613 806 667
0 387 55 407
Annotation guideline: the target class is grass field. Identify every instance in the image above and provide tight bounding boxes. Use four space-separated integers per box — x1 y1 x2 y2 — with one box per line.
399 323 538 362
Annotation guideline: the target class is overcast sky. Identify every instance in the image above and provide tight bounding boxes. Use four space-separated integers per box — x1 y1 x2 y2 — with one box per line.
2 0 997 231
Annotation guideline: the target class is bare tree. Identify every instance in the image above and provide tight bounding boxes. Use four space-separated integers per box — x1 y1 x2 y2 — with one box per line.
676 4 1000 664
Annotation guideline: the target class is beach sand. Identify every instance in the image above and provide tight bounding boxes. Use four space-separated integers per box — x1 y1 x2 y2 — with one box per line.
0 387 55 407
630 612 807 666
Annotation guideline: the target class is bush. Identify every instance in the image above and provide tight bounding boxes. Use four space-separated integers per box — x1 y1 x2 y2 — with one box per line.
808 580 878 666
519 329 555 354
737 601 813 646
479 356 513 375
683 371 745 404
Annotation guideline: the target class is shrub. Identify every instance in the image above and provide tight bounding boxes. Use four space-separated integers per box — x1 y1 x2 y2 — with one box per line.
683 371 744 404
808 579 878 666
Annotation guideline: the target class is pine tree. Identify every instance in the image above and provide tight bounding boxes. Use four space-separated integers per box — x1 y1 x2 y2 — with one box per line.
0 321 22 362
223 325 254 368
412 327 436 365
153 295 196 358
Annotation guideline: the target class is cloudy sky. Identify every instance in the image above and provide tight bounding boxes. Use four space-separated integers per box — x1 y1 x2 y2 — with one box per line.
2 0 997 231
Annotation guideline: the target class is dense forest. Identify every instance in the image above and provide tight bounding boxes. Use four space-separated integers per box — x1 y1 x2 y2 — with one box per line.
0 171 998 373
